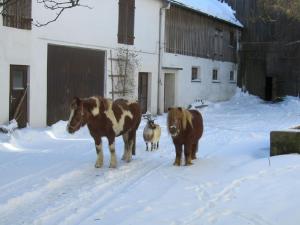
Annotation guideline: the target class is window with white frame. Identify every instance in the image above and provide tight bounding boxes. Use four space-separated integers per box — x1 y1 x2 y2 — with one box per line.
191 67 201 81
212 69 219 81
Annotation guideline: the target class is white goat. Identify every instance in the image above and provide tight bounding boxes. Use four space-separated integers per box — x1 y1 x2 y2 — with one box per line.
143 116 161 151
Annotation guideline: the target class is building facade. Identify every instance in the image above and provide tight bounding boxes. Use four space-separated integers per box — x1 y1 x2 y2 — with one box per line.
0 0 241 127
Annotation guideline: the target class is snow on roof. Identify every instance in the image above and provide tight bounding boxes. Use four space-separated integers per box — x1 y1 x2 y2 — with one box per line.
168 0 243 28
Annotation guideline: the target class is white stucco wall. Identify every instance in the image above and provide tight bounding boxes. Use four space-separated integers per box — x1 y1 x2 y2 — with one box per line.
0 24 32 125
0 0 161 127
163 53 237 108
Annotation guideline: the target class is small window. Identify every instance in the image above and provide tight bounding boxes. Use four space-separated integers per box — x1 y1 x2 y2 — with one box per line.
230 71 235 81
191 67 201 81
212 69 219 81
12 71 24 90
229 31 235 47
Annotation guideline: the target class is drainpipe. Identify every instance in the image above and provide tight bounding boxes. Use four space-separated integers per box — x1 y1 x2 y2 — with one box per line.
157 0 170 115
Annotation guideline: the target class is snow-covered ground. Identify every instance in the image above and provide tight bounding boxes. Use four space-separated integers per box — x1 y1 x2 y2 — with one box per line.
0 92 300 225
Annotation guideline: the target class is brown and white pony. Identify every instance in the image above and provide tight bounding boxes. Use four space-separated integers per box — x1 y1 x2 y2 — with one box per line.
67 96 141 168
167 107 203 166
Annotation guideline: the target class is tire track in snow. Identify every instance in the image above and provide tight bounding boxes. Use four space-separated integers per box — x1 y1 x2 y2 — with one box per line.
0 157 165 225
0 143 92 204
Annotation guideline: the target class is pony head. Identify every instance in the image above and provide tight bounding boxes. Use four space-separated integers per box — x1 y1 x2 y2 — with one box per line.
167 107 193 137
67 97 87 134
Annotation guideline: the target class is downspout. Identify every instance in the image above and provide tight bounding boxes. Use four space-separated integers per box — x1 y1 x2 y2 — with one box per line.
157 0 170 115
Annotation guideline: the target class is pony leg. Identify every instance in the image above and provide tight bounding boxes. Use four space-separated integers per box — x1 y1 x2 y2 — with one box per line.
94 137 103 168
125 130 136 162
146 142 149 151
132 131 136 155
184 143 193 166
108 138 117 168
123 132 132 162
126 138 134 162
122 133 129 160
95 143 104 168
192 143 198 160
174 144 182 166
157 141 159 149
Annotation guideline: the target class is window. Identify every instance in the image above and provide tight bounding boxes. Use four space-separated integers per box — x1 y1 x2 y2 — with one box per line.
229 31 235 47
230 71 234 81
214 29 223 56
191 67 201 81
118 0 135 45
230 70 237 82
212 69 219 81
2 0 32 30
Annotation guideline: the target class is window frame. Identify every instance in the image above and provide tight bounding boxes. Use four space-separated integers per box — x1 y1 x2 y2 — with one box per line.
2 0 32 30
191 66 201 82
229 70 237 83
212 68 220 83
229 31 235 48
118 0 135 45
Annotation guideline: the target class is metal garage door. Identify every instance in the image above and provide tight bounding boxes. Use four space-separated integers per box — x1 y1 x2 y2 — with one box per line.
47 45 105 125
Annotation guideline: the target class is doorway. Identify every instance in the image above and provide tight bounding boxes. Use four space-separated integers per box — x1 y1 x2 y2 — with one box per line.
164 73 175 112
47 45 105 125
9 65 28 128
138 72 148 114
265 77 273 101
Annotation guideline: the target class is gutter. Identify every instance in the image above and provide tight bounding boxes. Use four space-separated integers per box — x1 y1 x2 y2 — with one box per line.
157 0 170 114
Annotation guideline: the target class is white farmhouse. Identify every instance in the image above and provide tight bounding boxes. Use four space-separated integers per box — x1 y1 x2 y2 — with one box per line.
0 0 242 128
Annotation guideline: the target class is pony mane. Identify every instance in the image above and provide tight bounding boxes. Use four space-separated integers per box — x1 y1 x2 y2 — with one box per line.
168 108 193 131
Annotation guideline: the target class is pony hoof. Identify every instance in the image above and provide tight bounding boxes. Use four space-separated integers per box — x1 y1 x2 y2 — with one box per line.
95 163 103 168
109 164 117 168
184 162 193 166
173 162 180 166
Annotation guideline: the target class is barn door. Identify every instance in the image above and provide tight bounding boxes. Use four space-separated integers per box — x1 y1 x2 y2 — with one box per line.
9 65 28 128
164 73 175 112
138 72 148 114
47 45 105 125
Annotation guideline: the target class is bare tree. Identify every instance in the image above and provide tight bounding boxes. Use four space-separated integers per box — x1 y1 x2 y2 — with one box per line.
258 0 300 22
0 0 90 27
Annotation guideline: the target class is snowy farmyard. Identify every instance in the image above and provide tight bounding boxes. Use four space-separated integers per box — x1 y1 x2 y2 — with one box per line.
1 91 300 225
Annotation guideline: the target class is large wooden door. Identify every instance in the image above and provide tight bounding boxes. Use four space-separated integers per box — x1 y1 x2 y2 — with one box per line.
138 72 148 114
47 45 105 125
9 65 28 128
164 73 175 112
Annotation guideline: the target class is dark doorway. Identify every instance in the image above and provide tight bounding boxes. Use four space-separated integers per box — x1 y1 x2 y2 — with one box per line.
47 45 105 125
9 65 28 128
138 72 148 114
265 77 273 101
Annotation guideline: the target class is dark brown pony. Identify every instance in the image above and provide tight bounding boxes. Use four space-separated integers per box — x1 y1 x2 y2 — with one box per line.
67 96 141 168
167 107 203 166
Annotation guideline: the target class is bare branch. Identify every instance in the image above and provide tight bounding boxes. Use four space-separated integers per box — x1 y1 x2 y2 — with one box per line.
34 0 92 27
0 0 92 27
